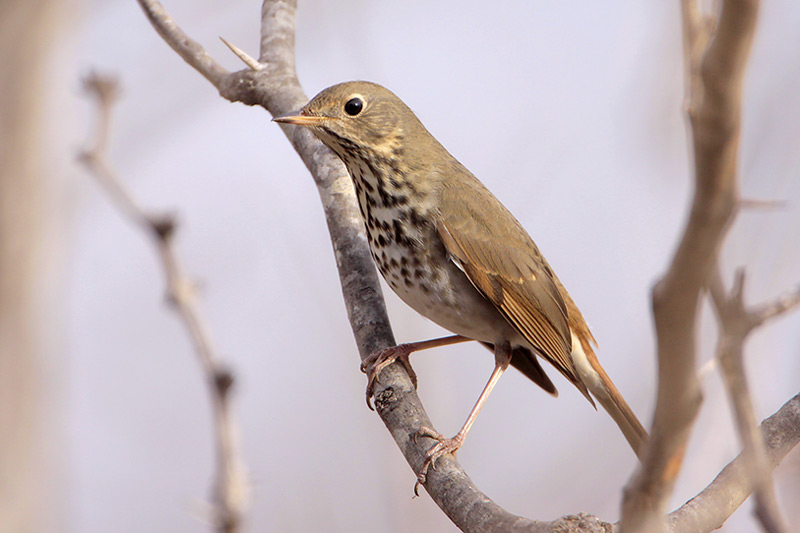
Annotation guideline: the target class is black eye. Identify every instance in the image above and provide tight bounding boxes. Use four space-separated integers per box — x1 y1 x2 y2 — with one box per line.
344 97 363 116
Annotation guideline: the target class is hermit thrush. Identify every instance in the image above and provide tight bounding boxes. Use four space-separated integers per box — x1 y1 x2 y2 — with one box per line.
274 81 647 488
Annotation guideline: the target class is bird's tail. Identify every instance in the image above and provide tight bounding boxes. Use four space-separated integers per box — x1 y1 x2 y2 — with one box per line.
570 333 648 460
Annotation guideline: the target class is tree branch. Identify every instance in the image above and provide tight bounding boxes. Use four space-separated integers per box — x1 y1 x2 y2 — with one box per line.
667 392 800 532
709 268 797 532
79 72 248 533
621 1 760 531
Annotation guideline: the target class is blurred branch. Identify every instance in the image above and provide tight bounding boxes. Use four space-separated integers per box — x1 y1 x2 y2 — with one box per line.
709 269 797 532
78 72 247 533
0 1 61 530
667 392 800 532
622 1 759 531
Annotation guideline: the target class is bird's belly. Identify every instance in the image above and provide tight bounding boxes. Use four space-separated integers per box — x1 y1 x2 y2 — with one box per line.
374 241 513 344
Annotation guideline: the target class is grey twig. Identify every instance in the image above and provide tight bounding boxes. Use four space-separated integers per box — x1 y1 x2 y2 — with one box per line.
667 392 800 532
78 72 248 533
709 268 796 533
621 1 760 531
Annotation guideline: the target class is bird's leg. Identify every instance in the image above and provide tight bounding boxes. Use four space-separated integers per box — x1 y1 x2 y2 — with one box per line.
362 335 472 409
414 342 512 495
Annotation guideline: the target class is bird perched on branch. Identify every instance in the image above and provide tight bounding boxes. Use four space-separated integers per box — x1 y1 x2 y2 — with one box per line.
275 81 647 490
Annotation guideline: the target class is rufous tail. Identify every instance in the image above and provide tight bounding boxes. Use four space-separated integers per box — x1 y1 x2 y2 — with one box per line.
570 333 648 459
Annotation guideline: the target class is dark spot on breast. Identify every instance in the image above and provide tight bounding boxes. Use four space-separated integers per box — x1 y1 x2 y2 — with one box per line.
362 177 374 193
393 220 408 245
420 283 431 294
377 234 387 247
378 188 393 207
408 208 427 228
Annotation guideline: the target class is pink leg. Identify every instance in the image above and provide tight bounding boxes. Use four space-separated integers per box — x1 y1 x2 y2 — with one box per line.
413 342 512 495
362 335 472 409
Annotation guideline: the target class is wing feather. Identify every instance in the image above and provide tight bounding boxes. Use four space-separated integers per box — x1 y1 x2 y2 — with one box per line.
435 180 583 388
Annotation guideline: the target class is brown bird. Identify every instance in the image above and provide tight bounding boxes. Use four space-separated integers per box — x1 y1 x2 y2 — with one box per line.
274 81 647 488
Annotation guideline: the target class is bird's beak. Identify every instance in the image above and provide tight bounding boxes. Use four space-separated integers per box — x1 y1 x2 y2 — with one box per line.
272 110 328 126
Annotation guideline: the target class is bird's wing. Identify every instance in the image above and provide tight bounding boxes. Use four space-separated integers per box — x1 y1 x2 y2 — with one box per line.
436 180 584 389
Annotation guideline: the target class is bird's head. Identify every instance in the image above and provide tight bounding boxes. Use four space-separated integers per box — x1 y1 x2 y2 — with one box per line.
274 81 423 159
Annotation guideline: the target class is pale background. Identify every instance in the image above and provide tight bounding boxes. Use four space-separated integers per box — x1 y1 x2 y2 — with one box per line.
34 0 800 531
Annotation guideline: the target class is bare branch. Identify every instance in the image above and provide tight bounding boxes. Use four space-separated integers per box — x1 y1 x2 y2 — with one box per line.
621 1 760 531
136 0 227 86
79 72 248 533
752 283 800 327
710 268 789 532
667 392 800 532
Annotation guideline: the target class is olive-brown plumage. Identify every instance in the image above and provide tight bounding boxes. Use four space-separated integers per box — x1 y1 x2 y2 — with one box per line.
275 81 646 487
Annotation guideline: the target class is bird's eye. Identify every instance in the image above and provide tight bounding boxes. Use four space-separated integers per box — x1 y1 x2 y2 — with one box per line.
344 97 363 116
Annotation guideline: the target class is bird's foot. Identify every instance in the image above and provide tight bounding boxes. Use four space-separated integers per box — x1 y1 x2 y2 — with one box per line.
361 344 418 410
413 426 464 496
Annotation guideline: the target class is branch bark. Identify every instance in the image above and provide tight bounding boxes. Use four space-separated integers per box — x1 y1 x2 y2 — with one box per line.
621 1 759 531
79 73 248 533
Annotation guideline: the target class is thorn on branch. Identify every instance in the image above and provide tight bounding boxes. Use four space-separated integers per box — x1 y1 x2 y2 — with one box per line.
220 37 262 72
739 198 788 210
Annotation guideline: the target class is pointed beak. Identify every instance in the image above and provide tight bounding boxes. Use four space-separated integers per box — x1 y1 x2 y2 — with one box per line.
272 110 329 126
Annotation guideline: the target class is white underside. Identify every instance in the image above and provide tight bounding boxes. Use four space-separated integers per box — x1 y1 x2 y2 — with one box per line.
569 331 608 401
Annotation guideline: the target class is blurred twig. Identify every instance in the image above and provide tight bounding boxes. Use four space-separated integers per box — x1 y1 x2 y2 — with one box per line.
78 72 248 533
622 1 760 531
709 269 798 533
667 392 800 532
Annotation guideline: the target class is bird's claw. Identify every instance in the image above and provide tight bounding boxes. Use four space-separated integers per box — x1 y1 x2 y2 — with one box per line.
413 426 464 496
361 344 418 410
